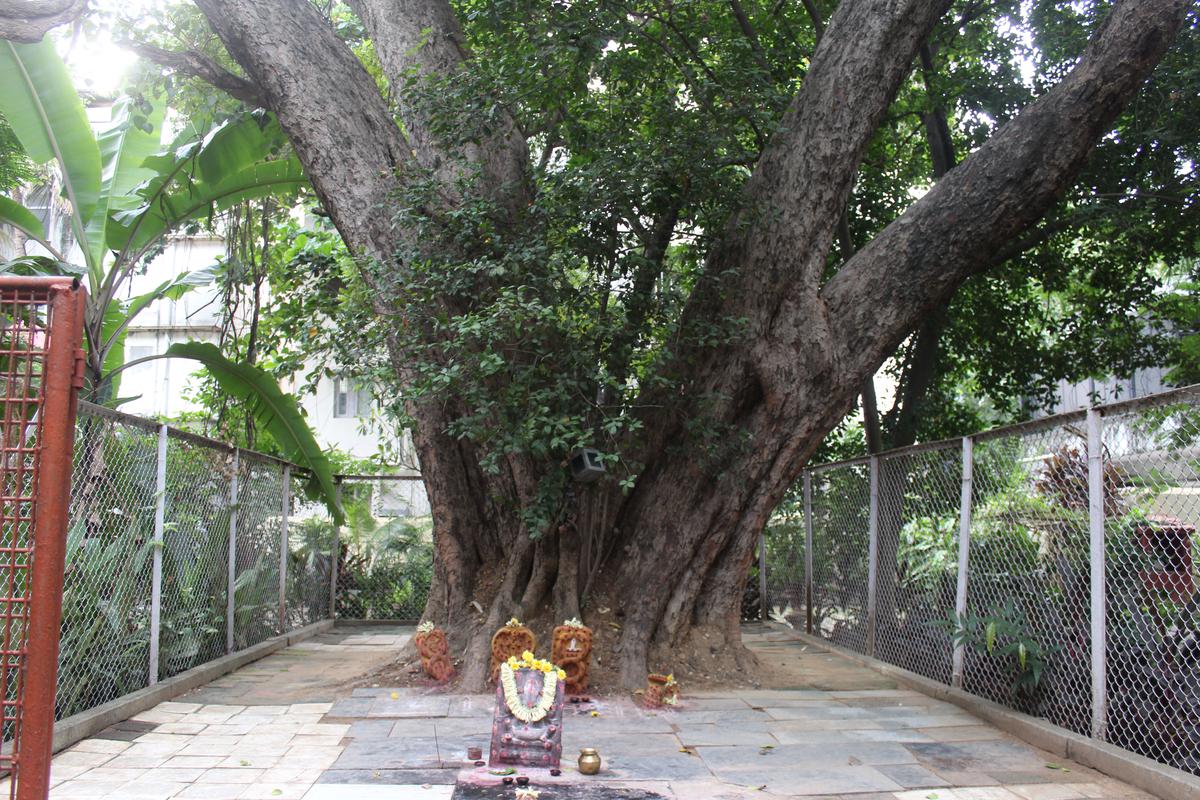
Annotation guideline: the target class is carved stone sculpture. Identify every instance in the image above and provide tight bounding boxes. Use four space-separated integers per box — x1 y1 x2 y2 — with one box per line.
550 618 593 694
490 618 537 682
414 623 453 682
488 658 565 769
643 673 679 709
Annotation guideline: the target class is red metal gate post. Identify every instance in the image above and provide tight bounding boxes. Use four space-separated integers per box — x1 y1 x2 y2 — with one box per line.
14 281 85 800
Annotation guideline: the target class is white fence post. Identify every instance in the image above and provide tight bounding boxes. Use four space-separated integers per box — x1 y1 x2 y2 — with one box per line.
803 470 814 635
1087 408 1108 741
227 448 240 654
278 465 291 634
148 424 168 686
866 455 879 656
329 480 342 619
951 435 973 689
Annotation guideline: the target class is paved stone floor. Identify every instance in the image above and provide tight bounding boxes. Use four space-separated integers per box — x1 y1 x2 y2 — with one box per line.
40 624 1158 799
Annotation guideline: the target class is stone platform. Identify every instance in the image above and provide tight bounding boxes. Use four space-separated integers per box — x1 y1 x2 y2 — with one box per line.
38 624 1159 799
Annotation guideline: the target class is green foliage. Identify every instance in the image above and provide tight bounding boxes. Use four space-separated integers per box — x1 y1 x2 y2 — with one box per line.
0 39 337 514
108 1 1200 530
0 37 100 266
897 514 958 592
832 2 1200 448
0 39 307 398
331 483 433 621
940 601 1057 697
166 341 343 524
0 114 35 193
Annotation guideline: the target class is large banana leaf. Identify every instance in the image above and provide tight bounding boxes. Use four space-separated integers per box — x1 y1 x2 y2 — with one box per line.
0 254 84 276
86 97 165 272
196 112 285 183
0 194 48 243
108 158 306 261
106 114 298 259
0 38 101 274
165 342 343 524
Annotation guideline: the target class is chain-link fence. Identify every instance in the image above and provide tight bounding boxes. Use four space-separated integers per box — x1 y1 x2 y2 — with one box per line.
55 403 348 723
763 384 1200 778
333 476 432 622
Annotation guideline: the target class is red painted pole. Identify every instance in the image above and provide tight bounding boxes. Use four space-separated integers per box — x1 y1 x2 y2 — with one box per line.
17 282 84 800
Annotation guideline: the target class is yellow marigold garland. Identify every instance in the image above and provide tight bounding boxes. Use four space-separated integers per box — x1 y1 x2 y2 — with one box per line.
500 651 567 723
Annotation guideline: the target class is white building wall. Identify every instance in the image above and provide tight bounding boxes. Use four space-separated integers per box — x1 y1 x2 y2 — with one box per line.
1033 369 1172 417
117 232 404 461
3 102 404 461
119 235 225 418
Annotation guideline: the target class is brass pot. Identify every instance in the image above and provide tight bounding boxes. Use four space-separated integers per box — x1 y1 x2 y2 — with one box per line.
577 747 602 775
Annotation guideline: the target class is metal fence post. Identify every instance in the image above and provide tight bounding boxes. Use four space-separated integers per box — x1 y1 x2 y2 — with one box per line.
866 455 880 656
758 533 767 621
279 465 291 634
803 470 814 635
951 435 973 689
1087 408 1108 741
329 479 342 619
227 448 240 654
149 424 168 686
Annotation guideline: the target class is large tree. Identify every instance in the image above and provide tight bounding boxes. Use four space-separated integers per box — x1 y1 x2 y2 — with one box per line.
6 0 1194 688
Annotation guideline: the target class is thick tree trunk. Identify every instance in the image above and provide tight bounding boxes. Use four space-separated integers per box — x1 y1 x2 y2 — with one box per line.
168 0 1191 692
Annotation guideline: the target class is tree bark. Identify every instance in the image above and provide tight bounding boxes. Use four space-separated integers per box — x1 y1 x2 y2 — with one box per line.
0 0 86 42
143 0 1189 690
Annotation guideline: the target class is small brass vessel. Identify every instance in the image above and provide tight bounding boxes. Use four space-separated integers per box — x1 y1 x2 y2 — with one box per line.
578 747 602 775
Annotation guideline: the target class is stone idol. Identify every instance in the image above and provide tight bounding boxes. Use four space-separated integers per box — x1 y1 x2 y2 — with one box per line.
488 651 566 769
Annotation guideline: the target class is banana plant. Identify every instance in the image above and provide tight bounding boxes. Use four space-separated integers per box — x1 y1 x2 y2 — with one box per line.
0 38 341 522
0 37 307 400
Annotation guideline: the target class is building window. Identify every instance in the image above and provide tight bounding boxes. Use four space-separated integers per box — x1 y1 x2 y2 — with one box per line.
333 378 373 418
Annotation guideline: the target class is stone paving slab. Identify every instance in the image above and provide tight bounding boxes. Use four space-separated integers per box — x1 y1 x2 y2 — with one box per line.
44 624 1161 799
453 786 667 799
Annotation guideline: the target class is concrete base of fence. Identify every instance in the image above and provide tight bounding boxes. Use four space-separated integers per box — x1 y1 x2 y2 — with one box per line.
331 618 419 626
791 628 1200 800
51 619 335 755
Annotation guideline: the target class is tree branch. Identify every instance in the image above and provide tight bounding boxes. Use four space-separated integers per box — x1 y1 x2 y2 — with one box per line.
347 0 530 213
823 0 1191 395
687 0 952 325
193 0 413 269
799 0 824 41
128 41 266 107
728 0 773 77
0 0 86 42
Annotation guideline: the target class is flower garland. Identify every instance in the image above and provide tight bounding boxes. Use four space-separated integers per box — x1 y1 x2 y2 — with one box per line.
500 651 566 724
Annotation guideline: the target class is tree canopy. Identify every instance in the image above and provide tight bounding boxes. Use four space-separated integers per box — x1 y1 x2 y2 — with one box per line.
1 0 1193 688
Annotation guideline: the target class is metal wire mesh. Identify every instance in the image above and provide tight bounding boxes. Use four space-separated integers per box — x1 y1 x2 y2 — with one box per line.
968 419 1093 734
873 444 961 684
809 461 872 653
285 469 334 629
232 452 284 649
52 404 416 728
761 484 806 627
0 287 47 784
157 430 232 679
1099 389 1200 775
58 412 156 719
334 476 432 621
